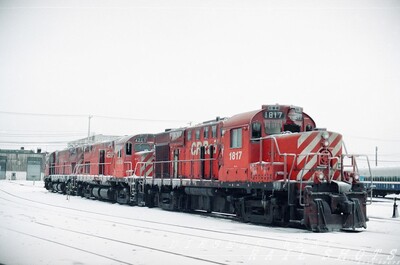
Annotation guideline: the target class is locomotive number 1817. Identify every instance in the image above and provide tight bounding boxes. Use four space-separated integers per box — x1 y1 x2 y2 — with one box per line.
229 151 242 160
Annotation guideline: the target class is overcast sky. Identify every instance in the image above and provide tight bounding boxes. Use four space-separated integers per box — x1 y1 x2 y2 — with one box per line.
0 0 399 166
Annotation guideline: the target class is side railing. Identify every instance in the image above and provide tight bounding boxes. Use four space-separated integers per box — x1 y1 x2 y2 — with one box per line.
341 154 373 205
49 164 74 175
133 157 218 187
297 153 340 206
124 161 133 175
253 136 297 204
253 135 297 181
49 163 111 175
297 153 373 206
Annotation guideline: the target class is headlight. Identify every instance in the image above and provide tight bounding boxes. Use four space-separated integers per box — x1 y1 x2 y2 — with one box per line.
323 140 329 147
314 171 325 183
354 174 360 182
322 131 329 140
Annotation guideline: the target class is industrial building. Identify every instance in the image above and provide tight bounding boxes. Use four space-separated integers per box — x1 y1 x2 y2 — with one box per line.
0 148 45 181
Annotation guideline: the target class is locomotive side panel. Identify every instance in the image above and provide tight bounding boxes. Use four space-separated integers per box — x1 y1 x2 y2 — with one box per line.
56 149 77 175
219 125 250 182
184 123 222 180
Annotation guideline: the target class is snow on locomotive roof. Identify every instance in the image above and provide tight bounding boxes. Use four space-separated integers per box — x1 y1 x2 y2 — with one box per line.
114 135 136 145
68 134 121 148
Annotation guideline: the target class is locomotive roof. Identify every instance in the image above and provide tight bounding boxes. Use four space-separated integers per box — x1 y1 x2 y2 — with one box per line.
115 134 154 151
68 134 120 148
223 109 260 128
114 135 141 151
114 135 135 145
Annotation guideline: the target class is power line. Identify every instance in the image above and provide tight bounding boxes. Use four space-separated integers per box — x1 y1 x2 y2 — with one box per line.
0 140 71 144
0 133 86 137
0 110 190 123
0 110 86 118
347 135 400 143
0 129 85 133
94 114 189 123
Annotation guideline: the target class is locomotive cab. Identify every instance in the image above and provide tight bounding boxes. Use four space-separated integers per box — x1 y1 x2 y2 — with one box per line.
114 134 155 177
262 104 315 135
219 104 317 182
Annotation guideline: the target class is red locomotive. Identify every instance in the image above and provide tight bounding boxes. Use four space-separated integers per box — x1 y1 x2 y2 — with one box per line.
45 104 369 231
46 134 154 204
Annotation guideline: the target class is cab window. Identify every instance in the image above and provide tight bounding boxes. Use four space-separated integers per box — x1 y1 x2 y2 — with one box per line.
134 143 152 152
283 123 301 133
230 128 242 148
125 142 132 155
211 125 217 138
251 122 262 139
85 162 90 173
204 127 209 139
265 121 282 135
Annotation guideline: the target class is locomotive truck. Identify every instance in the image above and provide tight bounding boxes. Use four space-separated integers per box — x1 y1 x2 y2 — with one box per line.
45 104 370 232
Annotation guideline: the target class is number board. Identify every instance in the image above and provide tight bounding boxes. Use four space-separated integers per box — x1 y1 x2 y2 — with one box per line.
264 111 285 119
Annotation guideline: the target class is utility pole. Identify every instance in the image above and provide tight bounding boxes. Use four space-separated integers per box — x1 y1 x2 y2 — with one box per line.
375 146 378 167
87 115 93 143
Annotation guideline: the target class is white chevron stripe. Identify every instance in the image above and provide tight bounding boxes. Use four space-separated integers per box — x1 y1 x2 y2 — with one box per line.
330 134 342 157
297 132 321 165
296 155 318 180
145 166 153 176
295 132 344 181
298 131 314 147
330 134 342 174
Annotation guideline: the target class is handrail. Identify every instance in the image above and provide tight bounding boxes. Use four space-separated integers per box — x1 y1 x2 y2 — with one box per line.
54 162 112 175
298 153 312 207
253 136 297 205
329 157 340 181
124 161 133 176
298 152 341 206
48 164 73 175
365 156 373 204
133 158 218 179
252 135 296 182
341 154 373 205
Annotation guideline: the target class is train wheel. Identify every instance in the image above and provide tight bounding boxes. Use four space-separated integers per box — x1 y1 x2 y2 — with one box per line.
116 187 130 204
83 184 92 199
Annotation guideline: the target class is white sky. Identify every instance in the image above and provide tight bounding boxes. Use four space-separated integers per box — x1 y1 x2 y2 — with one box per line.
0 0 399 166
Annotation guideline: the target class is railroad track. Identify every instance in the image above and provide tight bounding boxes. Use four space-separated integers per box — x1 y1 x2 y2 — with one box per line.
1 225 228 265
0 187 398 264
0 226 137 265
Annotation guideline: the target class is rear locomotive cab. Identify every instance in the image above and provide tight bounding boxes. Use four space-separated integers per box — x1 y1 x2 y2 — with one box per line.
219 104 368 231
113 134 155 177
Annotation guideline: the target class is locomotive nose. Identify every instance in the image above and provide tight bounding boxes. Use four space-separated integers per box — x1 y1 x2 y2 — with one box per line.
304 181 367 232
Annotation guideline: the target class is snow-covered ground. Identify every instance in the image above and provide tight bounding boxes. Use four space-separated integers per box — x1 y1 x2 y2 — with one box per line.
0 181 399 265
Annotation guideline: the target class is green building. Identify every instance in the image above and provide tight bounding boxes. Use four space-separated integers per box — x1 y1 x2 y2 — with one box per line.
0 148 46 181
